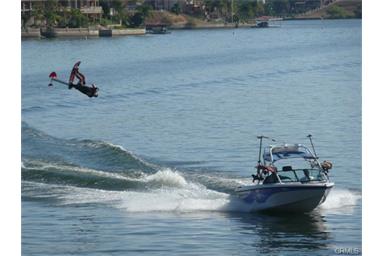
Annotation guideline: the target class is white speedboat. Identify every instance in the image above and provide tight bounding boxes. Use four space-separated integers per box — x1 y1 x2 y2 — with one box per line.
235 135 334 212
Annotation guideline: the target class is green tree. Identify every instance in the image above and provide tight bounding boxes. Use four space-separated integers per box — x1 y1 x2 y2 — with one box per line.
136 4 152 17
100 0 126 22
31 4 44 26
128 4 152 27
238 1 255 22
44 0 60 27
68 9 89 28
21 12 32 28
129 12 144 27
112 0 125 23
264 1 274 16
232 13 239 24
57 8 70 27
255 2 265 17
354 4 362 18
99 0 112 18
171 3 182 15
270 0 289 16
327 5 348 19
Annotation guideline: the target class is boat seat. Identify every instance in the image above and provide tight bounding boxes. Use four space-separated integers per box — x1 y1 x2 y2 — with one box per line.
279 175 293 181
282 166 293 172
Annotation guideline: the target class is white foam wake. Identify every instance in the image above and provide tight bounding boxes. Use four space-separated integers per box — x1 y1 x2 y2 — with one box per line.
319 188 361 214
119 168 231 212
144 169 188 188
118 188 230 213
34 169 231 212
22 159 134 181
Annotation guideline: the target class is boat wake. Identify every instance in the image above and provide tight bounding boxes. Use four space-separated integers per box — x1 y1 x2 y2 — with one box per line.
319 188 361 215
22 168 232 213
22 123 360 215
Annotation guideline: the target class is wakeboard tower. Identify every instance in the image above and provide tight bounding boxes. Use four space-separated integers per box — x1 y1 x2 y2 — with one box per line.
48 61 99 98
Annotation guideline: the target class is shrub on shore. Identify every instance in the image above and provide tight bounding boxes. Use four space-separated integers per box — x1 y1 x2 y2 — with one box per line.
326 5 349 19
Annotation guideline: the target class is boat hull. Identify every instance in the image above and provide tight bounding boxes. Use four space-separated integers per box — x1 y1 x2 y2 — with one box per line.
236 183 334 213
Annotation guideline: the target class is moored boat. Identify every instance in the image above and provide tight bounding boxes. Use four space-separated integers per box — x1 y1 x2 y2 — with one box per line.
253 16 283 28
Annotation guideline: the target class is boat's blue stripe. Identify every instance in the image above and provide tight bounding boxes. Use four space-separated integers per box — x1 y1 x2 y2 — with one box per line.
242 186 325 204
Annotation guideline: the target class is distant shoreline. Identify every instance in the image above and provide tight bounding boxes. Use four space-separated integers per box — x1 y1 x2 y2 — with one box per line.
21 18 360 39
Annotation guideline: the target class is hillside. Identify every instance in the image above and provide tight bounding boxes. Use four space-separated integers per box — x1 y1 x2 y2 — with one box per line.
295 0 362 19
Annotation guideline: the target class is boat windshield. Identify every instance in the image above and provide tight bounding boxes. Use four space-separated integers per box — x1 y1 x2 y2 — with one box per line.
277 168 327 183
263 144 316 163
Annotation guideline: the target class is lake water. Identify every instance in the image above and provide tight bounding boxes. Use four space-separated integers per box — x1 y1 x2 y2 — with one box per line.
22 19 362 255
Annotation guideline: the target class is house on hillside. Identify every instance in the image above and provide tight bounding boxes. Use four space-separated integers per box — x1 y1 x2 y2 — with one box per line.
145 0 186 11
21 0 103 26
293 0 333 13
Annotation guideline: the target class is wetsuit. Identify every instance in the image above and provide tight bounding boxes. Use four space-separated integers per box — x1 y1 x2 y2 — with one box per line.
71 83 98 98
69 61 98 97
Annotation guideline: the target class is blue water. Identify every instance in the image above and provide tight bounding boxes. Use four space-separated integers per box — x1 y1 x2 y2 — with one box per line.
22 19 361 255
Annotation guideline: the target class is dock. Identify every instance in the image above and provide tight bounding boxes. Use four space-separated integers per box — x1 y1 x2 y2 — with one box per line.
22 27 146 39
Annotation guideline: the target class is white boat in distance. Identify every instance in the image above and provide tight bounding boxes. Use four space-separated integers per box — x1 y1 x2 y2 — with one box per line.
253 16 283 28
235 135 334 213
